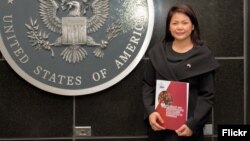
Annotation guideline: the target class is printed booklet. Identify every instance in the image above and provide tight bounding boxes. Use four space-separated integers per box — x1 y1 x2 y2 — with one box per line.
155 80 189 130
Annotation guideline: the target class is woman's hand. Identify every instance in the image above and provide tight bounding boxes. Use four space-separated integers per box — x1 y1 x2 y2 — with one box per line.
149 112 165 131
175 124 193 136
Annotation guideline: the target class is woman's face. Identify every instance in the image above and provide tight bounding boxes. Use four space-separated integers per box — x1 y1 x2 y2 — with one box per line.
169 12 193 42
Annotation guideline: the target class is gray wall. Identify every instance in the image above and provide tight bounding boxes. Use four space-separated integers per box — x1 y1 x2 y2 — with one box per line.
0 0 249 141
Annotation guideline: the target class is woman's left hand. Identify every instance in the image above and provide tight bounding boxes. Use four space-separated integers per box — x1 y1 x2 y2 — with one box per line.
175 124 193 136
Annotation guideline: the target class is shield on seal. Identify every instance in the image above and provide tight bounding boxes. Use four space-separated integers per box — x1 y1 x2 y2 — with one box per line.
62 17 87 45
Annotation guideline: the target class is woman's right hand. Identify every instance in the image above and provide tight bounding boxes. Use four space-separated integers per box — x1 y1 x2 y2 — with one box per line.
149 112 165 131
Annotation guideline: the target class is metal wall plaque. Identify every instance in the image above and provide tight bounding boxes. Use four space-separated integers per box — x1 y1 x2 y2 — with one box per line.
0 0 154 96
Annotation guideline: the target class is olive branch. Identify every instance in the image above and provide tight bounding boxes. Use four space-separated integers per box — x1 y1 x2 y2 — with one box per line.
25 18 54 56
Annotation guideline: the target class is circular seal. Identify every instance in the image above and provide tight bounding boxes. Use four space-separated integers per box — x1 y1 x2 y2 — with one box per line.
0 0 154 96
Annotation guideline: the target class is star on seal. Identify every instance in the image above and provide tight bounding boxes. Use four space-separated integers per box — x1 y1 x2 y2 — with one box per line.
8 0 14 4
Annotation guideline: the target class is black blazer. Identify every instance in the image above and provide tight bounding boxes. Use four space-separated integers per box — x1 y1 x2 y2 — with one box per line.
142 41 220 134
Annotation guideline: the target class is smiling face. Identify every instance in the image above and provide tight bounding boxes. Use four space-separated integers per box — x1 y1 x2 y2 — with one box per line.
169 12 194 42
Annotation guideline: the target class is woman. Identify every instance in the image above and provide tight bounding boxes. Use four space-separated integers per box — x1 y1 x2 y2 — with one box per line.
142 3 220 141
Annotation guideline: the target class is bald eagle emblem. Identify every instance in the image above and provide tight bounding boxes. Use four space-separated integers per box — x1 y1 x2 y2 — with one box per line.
25 0 122 63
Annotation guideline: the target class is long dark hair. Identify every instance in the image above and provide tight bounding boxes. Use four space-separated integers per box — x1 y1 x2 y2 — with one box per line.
164 3 203 46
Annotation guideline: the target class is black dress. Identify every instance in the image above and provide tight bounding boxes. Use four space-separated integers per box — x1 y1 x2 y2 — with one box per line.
142 41 220 141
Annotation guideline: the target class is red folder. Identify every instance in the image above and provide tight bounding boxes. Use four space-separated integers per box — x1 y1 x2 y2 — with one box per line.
155 80 189 130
